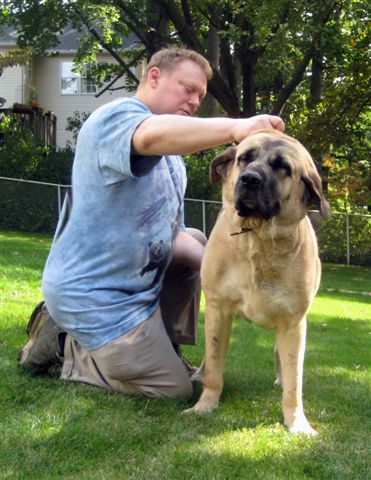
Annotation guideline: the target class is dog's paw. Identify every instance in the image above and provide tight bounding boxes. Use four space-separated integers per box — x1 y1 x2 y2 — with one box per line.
182 402 217 415
286 420 318 436
182 406 201 415
182 392 219 415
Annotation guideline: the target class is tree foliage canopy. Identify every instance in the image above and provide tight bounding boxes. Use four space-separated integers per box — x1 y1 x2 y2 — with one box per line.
1 0 370 209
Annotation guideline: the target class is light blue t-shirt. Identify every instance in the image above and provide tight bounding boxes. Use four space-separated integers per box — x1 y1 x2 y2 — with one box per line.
42 97 186 350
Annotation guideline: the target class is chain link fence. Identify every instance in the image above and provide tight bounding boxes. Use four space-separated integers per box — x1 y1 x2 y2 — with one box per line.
1 176 370 266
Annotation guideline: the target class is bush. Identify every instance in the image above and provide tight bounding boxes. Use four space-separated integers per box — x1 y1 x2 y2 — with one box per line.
0 113 73 234
184 148 222 201
0 179 70 234
315 212 370 266
0 113 73 184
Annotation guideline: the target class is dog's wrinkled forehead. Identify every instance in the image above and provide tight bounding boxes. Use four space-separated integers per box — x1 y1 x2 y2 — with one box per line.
236 132 303 167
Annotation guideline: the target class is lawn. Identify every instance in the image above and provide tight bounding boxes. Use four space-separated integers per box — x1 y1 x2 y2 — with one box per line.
0 229 370 479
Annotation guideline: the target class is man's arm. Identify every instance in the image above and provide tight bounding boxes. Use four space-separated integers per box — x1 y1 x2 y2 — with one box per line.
132 114 284 156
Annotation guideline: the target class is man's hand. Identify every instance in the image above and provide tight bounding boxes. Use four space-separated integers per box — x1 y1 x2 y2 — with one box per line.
232 114 285 144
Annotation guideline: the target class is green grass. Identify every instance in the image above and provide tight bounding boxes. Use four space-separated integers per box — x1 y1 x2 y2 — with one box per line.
0 229 370 480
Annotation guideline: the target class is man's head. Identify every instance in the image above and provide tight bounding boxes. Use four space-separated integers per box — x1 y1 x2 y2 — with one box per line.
136 48 212 116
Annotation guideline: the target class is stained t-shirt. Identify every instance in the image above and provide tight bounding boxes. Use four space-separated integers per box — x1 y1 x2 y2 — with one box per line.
42 97 186 350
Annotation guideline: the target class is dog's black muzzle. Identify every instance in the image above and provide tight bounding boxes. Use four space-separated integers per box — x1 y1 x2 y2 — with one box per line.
234 167 281 219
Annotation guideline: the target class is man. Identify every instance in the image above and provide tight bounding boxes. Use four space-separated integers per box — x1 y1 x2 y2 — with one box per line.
18 48 284 398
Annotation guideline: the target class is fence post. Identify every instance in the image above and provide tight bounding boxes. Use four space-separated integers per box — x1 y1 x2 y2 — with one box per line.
202 200 206 235
346 212 350 265
57 185 62 215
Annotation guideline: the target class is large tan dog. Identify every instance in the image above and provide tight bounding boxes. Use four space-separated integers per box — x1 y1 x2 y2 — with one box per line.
186 129 330 435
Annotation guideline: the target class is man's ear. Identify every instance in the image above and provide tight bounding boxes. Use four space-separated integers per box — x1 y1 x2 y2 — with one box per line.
301 170 331 218
210 147 236 184
147 67 161 87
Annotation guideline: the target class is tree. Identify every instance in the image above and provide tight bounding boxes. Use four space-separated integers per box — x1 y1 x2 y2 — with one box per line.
0 49 31 70
1 0 360 116
1 0 369 208
287 1 370 210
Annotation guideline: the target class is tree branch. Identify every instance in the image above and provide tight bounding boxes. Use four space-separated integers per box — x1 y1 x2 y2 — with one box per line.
71 6 141 90
153 0 240 116
95 70 125 98
95 48 145 97
271 43 315 115
154 0 204 52
84 24 140 86
272 1 338 115
112 0 154 49
180 0 193 27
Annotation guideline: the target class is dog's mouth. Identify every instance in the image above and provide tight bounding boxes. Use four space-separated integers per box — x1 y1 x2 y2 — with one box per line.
235 199 259 217
235 196 281 219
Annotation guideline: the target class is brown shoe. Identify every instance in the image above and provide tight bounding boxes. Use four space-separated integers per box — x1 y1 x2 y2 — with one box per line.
18 301 64 374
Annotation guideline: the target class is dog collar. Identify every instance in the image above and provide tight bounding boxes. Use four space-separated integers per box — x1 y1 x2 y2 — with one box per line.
230 228 253 236
220 210 255 236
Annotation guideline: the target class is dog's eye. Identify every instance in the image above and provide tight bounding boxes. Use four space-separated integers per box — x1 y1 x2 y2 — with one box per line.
270 155 292 176
237 149 257 165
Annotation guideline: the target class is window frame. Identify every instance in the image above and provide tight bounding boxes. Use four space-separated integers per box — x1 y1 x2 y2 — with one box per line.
60 61 97 96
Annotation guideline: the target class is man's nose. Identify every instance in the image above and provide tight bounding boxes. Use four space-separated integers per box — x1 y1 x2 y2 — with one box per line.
188 93 200 109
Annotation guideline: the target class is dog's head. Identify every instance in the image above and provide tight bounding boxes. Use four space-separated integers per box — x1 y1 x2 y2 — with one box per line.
210 129 330 227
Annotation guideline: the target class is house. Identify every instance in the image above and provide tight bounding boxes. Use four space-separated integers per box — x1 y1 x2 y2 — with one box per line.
0 26 141 148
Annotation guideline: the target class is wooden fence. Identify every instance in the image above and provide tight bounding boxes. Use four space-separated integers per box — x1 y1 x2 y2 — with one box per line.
0 105 56 147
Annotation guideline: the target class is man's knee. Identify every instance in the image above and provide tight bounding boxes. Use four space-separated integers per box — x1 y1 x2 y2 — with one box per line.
186 227 207 247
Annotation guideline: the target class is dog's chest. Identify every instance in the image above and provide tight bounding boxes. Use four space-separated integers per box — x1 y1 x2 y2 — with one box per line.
222 252 304 328
243 268 294 326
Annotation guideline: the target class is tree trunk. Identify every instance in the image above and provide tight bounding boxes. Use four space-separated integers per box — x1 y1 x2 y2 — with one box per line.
309 52 323 107
242 58 257 117
199 12 219 117
146 3 169 56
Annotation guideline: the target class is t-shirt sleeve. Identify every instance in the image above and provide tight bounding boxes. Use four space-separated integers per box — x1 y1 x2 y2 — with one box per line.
97 102 161 179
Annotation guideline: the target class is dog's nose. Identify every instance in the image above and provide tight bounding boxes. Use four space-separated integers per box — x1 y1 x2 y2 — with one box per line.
239 171 262 188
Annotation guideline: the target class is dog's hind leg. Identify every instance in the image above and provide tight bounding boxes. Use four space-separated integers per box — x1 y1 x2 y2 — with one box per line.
276 318 317 435
183 305 233 414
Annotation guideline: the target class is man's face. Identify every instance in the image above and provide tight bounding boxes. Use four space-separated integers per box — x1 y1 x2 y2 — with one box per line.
148 59 208 116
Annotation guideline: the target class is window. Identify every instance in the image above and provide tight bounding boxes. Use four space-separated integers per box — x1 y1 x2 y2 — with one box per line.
61 62 97 95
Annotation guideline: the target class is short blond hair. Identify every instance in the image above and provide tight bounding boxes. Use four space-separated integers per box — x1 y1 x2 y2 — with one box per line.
141 47 213 83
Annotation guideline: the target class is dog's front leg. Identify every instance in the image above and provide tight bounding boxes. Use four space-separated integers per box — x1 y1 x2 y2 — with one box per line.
276 318 317 435
184 303 232 414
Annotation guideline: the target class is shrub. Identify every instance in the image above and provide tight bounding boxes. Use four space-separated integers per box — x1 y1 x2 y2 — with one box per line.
0 112 73 184
0 113 73 234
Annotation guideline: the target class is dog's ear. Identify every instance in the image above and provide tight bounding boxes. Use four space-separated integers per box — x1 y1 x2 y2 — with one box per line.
210 147 236 184
301 170 331 218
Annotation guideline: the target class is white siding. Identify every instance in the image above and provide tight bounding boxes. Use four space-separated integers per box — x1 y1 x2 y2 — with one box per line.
32 53 133 148
0 47 25 106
